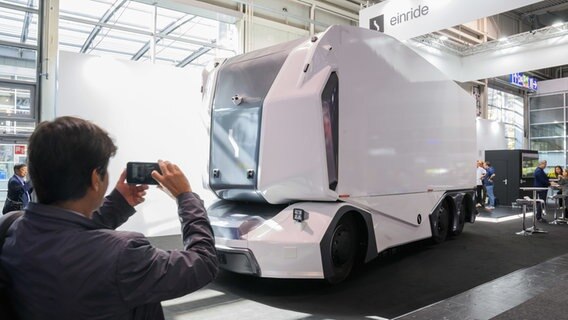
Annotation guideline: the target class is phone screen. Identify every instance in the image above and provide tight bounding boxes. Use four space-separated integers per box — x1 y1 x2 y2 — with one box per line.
126 162 161 185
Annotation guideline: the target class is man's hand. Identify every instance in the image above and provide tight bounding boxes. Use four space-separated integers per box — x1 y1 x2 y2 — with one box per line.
116 169 149 207
152 160 191 198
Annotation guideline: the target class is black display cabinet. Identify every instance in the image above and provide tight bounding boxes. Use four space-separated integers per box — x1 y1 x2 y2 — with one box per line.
484 150 539 207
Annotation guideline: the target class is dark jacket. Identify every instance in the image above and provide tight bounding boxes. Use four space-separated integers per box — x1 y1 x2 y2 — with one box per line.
1 189 218 319
534 167 550 188
2 175 33 214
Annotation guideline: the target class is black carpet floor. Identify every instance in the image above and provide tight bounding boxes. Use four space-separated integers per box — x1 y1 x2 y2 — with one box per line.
151 209 568 319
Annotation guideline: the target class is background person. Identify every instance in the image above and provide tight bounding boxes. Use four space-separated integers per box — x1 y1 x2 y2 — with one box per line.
558 169 568 217
549 165 564 209
0 116 218 319
476 160 486 208
549 165 563 179
483 161 496 210
2 163 33 214
534 160 551 222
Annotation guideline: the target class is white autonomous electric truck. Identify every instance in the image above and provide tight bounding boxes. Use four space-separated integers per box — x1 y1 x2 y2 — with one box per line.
201 25 477 283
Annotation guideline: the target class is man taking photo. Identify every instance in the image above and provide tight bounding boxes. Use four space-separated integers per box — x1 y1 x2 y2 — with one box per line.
0 116 218 319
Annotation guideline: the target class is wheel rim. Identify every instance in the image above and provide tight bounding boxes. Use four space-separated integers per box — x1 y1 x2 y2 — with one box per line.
431 200 451 244
437 206 446 232
436 203 449 237
331 225 353 266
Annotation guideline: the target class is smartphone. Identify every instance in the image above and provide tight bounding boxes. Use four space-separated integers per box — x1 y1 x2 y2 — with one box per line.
126 162 161 185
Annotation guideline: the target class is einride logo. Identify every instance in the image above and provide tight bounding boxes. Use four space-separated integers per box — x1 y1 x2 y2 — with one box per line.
369 5 430 33
369 15 384 32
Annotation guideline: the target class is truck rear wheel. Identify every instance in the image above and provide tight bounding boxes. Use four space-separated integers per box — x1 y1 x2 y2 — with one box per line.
452 199 468 236
328 216 357 284
431 200 450 244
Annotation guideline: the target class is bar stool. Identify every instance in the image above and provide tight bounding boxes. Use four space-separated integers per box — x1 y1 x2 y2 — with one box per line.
527 198 548 234
549 193 568 225
515 198 533 236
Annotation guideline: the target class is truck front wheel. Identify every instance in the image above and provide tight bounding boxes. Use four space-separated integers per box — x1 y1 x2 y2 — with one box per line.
328 216 357 283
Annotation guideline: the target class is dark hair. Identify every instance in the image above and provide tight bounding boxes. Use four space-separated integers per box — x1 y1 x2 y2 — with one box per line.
554 165 563 177
485 161 491 166
28 116 117 204
13 163 27 171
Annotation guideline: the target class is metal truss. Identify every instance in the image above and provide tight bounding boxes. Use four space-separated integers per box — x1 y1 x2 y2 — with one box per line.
410 22 568 57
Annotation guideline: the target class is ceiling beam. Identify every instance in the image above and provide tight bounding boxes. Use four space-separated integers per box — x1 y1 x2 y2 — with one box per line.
133 0 242 24
80 0 128 54
0 39 37 51
176 45 211 67
318 0 360 12
0 1 37 14
131 14 196 61
60 13 228 49
290 0 358 21
20 0 35 43
521 2 568 17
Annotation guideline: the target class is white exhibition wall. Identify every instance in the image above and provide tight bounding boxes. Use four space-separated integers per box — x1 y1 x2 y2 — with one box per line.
538 77 568 94
476 118 507 160
58 51 215 236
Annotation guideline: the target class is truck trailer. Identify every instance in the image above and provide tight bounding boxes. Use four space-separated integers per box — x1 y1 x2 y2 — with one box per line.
201 25 477 283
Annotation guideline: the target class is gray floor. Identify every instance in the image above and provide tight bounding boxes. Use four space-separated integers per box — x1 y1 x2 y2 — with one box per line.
150 209 568 320
158 253 568 320
395 253 568 320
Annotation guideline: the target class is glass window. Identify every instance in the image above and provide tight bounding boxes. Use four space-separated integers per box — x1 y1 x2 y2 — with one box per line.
0 1 39 150
321 72 338 191
540 151 565 169
530 123 565 138
0 7 38 45
530 109 564 124
0 83 34 119
530 94 564 110
487 87 524 149
0 119 35 135
530 138 564 151
0 142 29 201
0 45 37 82
58 0 238 69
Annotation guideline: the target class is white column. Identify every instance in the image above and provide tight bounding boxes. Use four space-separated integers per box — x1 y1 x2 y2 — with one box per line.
39 0 59 121
309 4 315 36
151 5 157 64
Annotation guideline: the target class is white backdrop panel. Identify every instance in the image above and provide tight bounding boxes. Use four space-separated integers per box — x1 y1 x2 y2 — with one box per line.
476 119 507 160
58 51 214 236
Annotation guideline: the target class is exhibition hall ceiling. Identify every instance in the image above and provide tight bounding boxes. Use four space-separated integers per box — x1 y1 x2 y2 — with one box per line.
0 0 237 69
0 0 566 77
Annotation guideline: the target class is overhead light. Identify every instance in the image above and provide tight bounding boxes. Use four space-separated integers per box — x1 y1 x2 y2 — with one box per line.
498 37 508 42
552 22 564 28
439 35 448 41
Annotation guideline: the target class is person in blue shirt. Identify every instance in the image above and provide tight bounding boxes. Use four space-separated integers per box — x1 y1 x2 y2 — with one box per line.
534 160 550 222
483 161 496 210
2 163 33 214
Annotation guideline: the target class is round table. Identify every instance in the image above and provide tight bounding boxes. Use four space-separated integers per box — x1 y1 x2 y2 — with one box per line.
520 187 549 234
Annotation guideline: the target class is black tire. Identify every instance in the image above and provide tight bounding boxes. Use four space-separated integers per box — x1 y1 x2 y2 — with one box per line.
452 199 467 236
432 200 450 244
327 216 357 284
